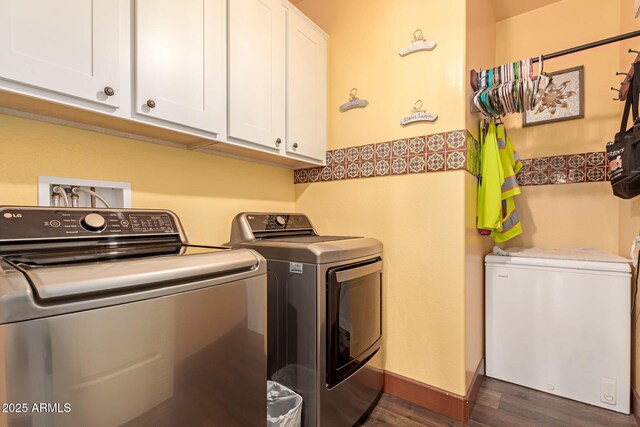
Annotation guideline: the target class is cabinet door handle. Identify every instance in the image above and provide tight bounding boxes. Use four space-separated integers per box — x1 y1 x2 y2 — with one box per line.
104 86 115 97
293 143 299 149
146 99 156 108
275 138 282 146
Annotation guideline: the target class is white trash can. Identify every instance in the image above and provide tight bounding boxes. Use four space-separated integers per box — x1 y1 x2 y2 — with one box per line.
267 380 303 427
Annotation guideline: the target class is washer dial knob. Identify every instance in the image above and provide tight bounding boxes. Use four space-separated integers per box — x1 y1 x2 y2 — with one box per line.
81 213 106 232
274 215 287 227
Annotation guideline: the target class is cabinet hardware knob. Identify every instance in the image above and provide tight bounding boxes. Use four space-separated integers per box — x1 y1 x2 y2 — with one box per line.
293 143 299 149
147 99 156 108
104 86 115 97
275 138 282 145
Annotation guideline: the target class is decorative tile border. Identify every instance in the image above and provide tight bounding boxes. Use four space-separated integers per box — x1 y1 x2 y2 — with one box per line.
516 151 609 186
294 130 478 184
293 130 607 188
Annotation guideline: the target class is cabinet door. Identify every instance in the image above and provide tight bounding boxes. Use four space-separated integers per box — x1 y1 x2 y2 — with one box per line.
286 12 326 162
228 0 285 150
0 0 121 107
135 0 226 135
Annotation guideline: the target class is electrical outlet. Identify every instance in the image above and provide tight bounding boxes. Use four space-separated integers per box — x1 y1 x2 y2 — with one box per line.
600 377 616 405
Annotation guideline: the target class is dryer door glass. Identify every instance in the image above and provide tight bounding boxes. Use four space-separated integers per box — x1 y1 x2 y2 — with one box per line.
327 258 382 388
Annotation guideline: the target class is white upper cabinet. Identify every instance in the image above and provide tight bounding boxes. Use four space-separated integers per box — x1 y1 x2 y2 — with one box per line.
135 0 226 136
0 0 326 166
228 0 286 151
286 10 327 162
0 0 121 107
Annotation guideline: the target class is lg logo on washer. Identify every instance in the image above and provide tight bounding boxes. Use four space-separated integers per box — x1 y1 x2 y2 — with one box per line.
3 213 22 219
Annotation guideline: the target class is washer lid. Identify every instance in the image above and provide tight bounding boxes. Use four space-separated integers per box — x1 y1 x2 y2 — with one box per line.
486 247 631 273
0 248 267 325
11 247 261 302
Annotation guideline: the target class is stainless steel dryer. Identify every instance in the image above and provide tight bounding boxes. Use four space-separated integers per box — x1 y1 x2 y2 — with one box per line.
230 212 383 427
0 206 267 427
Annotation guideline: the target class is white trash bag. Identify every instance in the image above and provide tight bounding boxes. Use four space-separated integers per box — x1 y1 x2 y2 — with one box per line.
267 380 302 427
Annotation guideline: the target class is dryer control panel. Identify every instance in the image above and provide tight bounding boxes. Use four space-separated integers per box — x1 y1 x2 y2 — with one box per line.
0 207 180 241
246 214 313 232
230 212 319 244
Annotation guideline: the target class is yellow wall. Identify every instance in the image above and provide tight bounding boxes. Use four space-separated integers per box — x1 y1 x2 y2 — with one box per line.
296 0 467 145
463 172 493 385
464 0 496 387
295 0 473 395
510 183 617 250
0 114 295 245
495 0 622 253
296 172 468 394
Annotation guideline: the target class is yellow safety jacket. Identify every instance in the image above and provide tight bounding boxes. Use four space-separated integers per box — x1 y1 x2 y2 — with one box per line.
477 120 523 242
477 120 503 232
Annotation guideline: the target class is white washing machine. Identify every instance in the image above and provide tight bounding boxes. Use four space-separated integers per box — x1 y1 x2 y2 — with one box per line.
485 248 631 414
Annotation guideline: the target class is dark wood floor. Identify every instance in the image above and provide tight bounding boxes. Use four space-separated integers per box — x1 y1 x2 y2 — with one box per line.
362 377 637 427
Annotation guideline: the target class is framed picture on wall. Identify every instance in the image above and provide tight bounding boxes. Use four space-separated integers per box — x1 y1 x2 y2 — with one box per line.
523 65 585 127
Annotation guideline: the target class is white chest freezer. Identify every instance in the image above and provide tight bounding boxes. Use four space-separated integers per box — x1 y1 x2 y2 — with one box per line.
485 248 631 414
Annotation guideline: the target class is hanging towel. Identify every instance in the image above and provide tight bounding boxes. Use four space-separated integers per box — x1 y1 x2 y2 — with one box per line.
477 120 523 242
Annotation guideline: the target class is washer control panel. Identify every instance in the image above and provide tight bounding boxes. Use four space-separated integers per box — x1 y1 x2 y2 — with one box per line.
0 208 178 240
246 214 313 232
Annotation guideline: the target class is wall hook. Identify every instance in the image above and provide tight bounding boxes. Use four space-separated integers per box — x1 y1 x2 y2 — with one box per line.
616 72 631 77
412 99 426 113
412 29 425 43
611 87 622 101
629 48 640 54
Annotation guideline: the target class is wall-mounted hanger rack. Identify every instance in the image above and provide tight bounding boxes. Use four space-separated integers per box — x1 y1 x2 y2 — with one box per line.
471 29 640 95
615 49 640 101
532 30 640 63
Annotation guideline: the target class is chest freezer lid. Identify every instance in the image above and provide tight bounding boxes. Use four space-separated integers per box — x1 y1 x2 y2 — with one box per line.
485 247 631 273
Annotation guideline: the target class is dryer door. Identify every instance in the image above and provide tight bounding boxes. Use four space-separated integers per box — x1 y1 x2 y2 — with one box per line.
326 258 382 388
